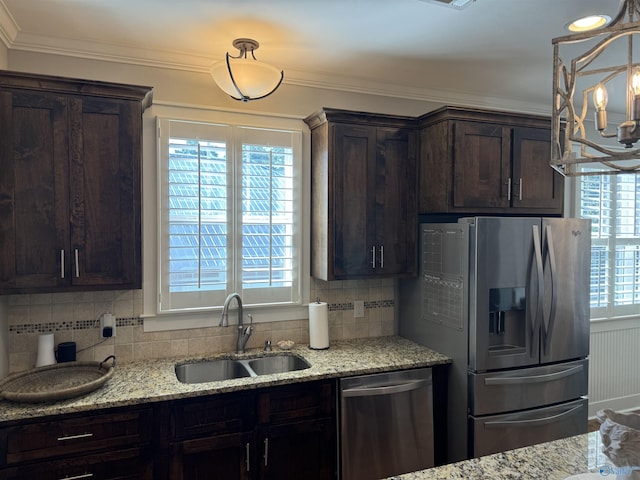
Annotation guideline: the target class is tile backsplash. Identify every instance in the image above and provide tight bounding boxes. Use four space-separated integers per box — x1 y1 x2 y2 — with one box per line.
5 278 395 373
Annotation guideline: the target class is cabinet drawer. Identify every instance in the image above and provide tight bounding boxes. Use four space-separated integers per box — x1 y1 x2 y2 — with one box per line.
0 447 153 480
171 392 253 440
258 380 335 424
2 408 153 465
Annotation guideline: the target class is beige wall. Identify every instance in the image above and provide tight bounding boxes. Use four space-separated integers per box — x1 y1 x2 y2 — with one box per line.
6 279 395 373
3 50 422 374
7 51 442 117
0 42 7 69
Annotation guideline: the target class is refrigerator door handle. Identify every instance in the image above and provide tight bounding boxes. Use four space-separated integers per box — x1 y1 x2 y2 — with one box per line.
542 225 558 355
483 364 583 386
529 225 544 351
483 405 583 428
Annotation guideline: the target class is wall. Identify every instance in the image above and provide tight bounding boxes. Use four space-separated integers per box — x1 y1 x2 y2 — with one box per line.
5 51 640 416
7 51 442 118
2 51 424 372
0 42 7 69
588 317 640 416
6 279 394 372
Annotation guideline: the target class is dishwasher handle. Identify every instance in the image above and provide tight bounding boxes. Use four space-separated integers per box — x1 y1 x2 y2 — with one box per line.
341 379 430 398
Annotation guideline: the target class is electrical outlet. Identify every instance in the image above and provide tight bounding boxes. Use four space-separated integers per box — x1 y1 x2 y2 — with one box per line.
354 300 365 318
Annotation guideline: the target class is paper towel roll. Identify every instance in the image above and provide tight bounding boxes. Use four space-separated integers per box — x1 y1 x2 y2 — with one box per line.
309 302 329 350
36 333 56 367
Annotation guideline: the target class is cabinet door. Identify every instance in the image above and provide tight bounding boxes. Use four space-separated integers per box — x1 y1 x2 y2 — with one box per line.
170 432 251 480
332 123 377 277
258 419 335 480
511 127 563 212
0 90 70 291
453 121 511 209
374 127 416 276
0 447 153 480
69 96 142 288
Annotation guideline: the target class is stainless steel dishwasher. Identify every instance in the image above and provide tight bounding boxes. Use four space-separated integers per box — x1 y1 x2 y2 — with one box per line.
339 367 434 480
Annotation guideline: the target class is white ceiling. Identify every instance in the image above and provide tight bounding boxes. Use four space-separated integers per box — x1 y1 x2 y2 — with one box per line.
0 0 626 113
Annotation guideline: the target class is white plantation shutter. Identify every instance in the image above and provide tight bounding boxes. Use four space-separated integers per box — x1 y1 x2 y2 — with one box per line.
158 118 302 313
579 171 640 318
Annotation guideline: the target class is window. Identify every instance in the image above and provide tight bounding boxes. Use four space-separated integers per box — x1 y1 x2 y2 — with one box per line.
578 172 640 319
156 118 303 313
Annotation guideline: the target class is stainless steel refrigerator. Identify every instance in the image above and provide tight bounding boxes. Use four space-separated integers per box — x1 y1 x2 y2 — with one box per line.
399 217 591 462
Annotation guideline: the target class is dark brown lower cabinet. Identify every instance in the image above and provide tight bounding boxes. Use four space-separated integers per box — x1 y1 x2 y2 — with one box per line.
168 380 337 480
0 406 154 479
171 431 251 480
0 447 153 480
257 418 335 480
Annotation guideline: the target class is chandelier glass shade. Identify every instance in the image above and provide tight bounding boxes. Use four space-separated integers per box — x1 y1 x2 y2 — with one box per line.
210 38 284 102
552 0 640 175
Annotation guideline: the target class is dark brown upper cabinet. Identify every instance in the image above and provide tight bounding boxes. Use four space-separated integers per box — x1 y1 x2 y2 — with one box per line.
304 108 418 281
417 106 564 216
0 71 153 294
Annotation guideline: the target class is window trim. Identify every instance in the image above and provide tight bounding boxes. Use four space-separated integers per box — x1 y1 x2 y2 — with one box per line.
571 174 640 322
141 103 310 332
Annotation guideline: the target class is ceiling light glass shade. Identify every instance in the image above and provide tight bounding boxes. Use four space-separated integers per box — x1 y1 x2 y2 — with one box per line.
210 39 284 102
551 0 640 175
211 58 283 100
567 15 611 32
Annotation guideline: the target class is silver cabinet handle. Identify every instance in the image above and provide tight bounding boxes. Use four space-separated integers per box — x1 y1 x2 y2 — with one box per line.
245 442 250 472
380 245 384 268
507 178 512 201
74 249 80 277
58 474 93 480
484 365 583 385
263 437 269 467
57 432 94 442
519 177 523 200
342 379 429 398
371 246 376 268
484 405 583 428
60 250 65 279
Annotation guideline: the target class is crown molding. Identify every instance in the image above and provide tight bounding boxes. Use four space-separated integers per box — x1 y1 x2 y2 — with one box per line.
0 1 19 48
0 20 552 117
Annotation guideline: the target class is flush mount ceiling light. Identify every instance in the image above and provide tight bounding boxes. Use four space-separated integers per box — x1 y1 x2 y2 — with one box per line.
210 38 284 102
552 0 640 176
567 14 612 32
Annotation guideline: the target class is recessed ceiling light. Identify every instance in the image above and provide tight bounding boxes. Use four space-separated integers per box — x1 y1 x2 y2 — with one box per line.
566 14 611 32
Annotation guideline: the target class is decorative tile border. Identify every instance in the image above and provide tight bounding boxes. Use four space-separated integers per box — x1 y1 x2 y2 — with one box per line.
9 317 143 334
8 301 393 334
328 299 394 312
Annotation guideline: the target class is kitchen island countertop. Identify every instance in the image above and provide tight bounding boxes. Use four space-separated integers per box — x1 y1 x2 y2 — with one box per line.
0 335 451 423
390 431 612 480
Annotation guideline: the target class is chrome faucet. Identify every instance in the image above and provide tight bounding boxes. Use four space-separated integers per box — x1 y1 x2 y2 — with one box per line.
219 293 253 354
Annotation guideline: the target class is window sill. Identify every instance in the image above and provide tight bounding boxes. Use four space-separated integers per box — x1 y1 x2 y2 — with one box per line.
590 315 640 333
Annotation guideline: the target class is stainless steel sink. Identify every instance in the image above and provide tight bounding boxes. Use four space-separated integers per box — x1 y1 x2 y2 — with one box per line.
175 359 251 384
248 355 310 375
175 354 311 384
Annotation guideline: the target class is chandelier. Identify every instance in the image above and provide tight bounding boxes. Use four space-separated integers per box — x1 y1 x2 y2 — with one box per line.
552 0 640 175
210 38 284 102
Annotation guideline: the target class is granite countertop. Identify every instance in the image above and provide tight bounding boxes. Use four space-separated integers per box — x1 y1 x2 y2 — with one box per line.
0 335 451 423
390 431 613 480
